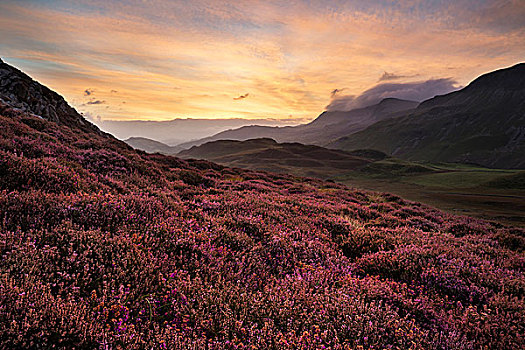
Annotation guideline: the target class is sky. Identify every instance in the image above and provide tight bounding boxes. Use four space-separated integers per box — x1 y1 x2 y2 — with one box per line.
1 0 524 122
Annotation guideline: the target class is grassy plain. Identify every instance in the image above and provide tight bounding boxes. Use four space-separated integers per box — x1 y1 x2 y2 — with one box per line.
336 162 525 226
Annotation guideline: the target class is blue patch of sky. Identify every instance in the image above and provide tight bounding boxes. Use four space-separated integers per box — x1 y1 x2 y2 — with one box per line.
10 0 283 36
315 0 488 21
3 56 99 82
5 0 109 16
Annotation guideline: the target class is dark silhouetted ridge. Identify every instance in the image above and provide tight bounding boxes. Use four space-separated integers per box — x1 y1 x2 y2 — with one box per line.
178 98 418 149
418 63 525 112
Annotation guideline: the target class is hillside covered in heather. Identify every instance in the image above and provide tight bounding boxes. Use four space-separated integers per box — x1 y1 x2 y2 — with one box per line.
0 62 525 349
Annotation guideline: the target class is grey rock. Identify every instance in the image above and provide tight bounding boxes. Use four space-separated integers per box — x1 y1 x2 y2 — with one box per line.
0 59 103 134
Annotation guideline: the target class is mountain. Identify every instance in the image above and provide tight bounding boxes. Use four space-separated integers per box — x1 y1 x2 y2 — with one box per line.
177 98 418 148
1 59 524 349
177 124 291 148
329 63 525 169
124 136 183 154
178 138 381 178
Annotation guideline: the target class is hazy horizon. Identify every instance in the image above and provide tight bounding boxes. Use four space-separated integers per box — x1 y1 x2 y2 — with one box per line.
92 117 307 145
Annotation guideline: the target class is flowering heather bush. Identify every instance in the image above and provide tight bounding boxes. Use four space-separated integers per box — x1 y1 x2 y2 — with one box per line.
0 112 524 349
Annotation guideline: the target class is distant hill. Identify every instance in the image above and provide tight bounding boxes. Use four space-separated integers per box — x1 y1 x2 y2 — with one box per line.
178 138 389 179
177 137 525 226
177 98 418 148
329 63 525 169
124 137 183 154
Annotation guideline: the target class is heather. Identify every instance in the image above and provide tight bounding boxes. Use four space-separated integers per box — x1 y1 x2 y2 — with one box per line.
0 111 524 349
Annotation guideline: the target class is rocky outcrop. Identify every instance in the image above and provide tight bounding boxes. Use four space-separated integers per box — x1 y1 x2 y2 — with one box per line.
0 58 102 134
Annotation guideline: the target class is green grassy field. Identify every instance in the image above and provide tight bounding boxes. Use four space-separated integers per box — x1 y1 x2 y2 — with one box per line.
335 162 525 227
404 169 516 188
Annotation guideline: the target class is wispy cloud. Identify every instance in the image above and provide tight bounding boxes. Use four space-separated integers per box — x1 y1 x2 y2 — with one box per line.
234 93 249 100
86 99 106 105
378 72 415 82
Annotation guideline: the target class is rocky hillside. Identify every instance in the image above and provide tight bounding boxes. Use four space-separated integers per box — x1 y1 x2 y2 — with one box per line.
330 63 525 169
0 58 102 134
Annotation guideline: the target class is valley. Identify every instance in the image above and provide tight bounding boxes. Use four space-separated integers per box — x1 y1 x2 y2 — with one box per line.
179 138 525 226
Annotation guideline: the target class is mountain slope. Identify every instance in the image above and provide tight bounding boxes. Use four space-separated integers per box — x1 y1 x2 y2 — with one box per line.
177 98 418 148
178 138 379 178
307 98 418 128
330 63 525 169
1 59 524 349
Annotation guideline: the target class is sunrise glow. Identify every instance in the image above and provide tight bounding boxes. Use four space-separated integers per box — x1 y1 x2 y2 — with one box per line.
1 0 524 121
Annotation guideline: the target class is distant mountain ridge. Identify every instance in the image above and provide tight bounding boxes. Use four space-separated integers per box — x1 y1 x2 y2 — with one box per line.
97 117 302 146
4 56 522 169
417 63 525 111
179 64 524 169
308 98 418 128
178 98 418 148
330 63 525 169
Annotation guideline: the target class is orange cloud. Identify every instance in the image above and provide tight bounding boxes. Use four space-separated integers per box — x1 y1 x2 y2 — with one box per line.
0 1 523 122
